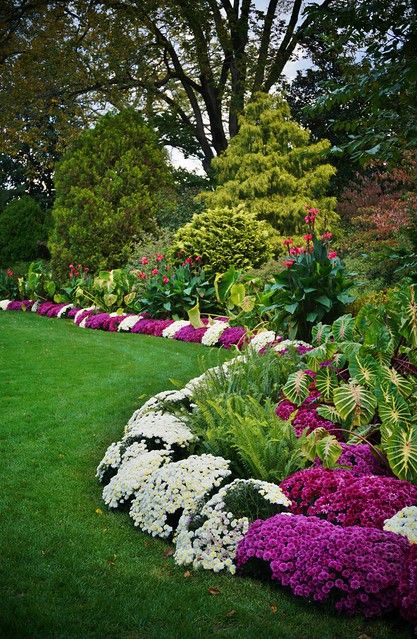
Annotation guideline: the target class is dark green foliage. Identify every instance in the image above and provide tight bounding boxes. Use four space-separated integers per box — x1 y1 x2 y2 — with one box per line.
0 195 45 266
48 110 174 276
0 268 19 299
157 169 210 230
170 207 276 275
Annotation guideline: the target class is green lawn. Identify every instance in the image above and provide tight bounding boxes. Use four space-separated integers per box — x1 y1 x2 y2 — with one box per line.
0 312 412 639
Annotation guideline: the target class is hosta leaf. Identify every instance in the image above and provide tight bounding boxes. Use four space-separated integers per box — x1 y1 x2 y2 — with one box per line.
312 322 331 345
316 405 342 423
378 393 411 430
384 425 417 482
187 302 204 328
315 367 338 401
334 382 377 425
380 365 414 397
124 292 136 306
349 354 381 387
229 283 246 307
333 353 347 368
332 314 354 341
282 370 310 406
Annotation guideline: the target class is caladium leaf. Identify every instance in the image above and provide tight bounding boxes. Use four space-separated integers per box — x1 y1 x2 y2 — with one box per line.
315 367 338 401
349 354 381 387
333 382 377 425
316 435 343 468
384 424 417 482
282 370 310 406
398 285 417 348
380 365 414 397
312 322 331 345
378 392 411 430
339 341 362 359
316 405 342 424
332 314 354 341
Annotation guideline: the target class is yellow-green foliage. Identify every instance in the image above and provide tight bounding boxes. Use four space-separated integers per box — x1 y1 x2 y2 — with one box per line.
170 207 276 275
347 289 393 316
199 93 338 234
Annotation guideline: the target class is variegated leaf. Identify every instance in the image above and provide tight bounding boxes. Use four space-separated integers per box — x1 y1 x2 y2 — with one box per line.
349 354 381 387
315 367 338 401
333 382 377 425
384 425 417 482
332 314 354 342
282 370 310 406
312 322 331 346
380 365 414 397
316 405 342 424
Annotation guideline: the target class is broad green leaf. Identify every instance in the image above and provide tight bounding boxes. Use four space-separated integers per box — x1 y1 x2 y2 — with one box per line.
306 311 319 322
312 322 331 345
316 405 342 423
378 392 411 430
334 382 377 425
46 281 56 297
339 341 362 358
284 302 298 314
240 296 255 312
316 435 343 468
124 292 136 306
349 354 380 386
229 283 246 307
317 295 332 310
104 293 117 307
332 314 354 341
282 370 310 406
399 285 417 347
380 365 414 397
315 367 338 401
384 425 417 482
187 302 204 328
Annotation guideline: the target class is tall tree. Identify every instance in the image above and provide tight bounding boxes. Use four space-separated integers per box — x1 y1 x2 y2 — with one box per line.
0 0 334 172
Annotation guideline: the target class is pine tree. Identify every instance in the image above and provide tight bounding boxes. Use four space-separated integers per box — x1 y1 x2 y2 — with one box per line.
200 93 338 234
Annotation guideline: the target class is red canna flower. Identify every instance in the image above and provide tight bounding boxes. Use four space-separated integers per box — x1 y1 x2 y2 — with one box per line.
155 253 164 262
304 233 313 242
328 250 338 259
321 231 333 241
6 268 14 277
283 259 295 268
283 238 293 247
162 275 169 284
151 268 159 275
140 256 149 265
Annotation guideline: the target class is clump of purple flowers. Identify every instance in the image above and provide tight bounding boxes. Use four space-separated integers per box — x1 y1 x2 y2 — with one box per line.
280 467 356 514
276 391 342 439
218 326 247 349
236 513 409 618
67 307 82 318
397 545 417 629
314 443 391 477
7 299 33 311
131 318 174 336
307 474 417 530
74 309 96 325
85 313 112 330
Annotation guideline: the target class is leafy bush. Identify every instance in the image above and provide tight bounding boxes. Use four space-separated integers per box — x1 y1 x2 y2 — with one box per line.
17 260 58 301
0 267 19 299
170 207 276 275
259 209 355 340
199 93 338 234
134 254 217 318
282 292 417 483
188 393 307 483
0 196 45 266
48 109 174 277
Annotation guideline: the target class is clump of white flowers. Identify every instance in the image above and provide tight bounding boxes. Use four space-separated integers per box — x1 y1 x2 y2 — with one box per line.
96 441 123 482
201 321 229 347
0 299 11 310
383 506 417 544
31 300 40 312
57 304 74 318
248 331 278 352
174 479 291 574
117 315 143 332
103 449 172 509
273 339 311 352
162 320 190 339
130 454 231 538
122 410 195 452
125 389 193 432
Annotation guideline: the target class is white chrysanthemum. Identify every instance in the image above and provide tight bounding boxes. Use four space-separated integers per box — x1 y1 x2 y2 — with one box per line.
174 479 290 574
123 411 195 450
103 449 171 509
162 320 190 339
248 331 278 352
383 506 417 544
125 389 193 432
96 442 123 481
31 300 40 312
201 321 229 347
130 454 231 538
74 306 96 324
57 304 74 318
273 339 311 352
109 312 124 317
79 317 89 328
0 299 11 310
118 315 143 332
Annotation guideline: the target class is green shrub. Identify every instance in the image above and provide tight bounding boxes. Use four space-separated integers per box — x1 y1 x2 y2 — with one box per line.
0 196 45 266
170 207 276 275
48 109 174 277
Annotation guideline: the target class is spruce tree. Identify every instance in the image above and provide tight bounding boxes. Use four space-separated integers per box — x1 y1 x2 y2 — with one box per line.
200 93 338 234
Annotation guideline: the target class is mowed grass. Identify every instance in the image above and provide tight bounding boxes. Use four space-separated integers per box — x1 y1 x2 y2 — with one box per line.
0 311 412 639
